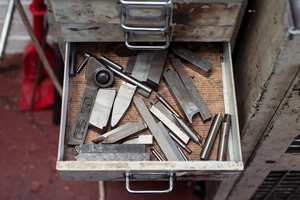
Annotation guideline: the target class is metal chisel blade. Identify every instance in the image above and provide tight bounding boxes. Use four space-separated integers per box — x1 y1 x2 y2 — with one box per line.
163 69 200 124
73 144 146 155
170 58 212 122
147 49 168 91
92 121 144 143
131 51 154 82
125 55 137 74
111 82 137 128
89 88 116 133
102 120 147 144
172 44 212 77
75 153 150 161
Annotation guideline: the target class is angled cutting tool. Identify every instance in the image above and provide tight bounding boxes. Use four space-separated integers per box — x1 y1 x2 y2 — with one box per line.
111 82 137 128
68 55 114 146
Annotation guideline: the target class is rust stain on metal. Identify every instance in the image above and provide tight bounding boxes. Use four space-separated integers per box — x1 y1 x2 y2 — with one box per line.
172 3 240 26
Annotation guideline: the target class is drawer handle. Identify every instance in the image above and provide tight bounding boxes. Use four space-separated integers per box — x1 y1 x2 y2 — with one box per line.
120 0 172 6
121 14 170 32
125 172 174 194
125 32 170 50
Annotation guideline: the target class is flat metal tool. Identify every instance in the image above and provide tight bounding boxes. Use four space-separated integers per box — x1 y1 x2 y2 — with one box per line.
102 121 148 143
92 121 147 143
125 55 137 74
163 69 199 124
217 114 231 161
131 51 154 82
157 121 185 161
173 114 202 147
168 132 192 154
111 82 137 128
99 56 152 97
133 96 184 161
150 100 190 144
89 89 116 133
172 44 212 77
177 146 188 161
200 114 223 160
150 148 165 161
73 144 146 155
147 49 168 91
170 58 212 122
68 56 114 146
75 153 150 161
123 135 153 145
155 93 202 146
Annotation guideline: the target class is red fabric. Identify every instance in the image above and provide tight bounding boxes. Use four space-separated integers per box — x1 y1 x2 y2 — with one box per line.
20 43 55 111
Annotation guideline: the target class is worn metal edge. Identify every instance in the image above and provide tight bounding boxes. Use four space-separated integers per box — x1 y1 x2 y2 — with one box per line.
56 160 243 181
56 160 244 171
57 43 70 162
221 42 242 162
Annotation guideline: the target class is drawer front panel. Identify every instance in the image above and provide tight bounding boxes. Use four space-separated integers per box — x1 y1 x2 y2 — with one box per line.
50 0 241 42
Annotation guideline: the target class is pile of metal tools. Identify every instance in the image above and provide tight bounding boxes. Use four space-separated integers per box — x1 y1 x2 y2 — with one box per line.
67 43 231 162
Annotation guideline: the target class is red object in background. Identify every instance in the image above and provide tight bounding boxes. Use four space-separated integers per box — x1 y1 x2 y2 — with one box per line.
20 0 55 111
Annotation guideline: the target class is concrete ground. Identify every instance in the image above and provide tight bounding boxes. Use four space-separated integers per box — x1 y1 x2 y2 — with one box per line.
0 54 204 200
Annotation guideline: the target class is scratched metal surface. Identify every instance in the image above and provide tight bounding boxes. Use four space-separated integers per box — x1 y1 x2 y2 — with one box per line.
64 42 226 161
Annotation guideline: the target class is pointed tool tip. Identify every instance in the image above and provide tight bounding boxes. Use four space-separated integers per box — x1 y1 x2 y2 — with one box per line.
198 142 203 147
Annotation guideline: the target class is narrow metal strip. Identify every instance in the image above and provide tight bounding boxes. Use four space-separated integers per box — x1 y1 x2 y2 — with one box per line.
133 96 184 161
150 101 190 144
73 144 146 155
75 153 150 161
157 121 185 161
172 44 212 77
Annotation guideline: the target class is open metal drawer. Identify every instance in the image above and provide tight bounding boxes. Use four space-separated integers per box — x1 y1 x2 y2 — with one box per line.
56 42 243 183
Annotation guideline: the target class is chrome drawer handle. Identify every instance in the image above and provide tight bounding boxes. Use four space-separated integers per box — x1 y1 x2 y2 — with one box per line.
125 172 174 194
121 14 170 32
125 32 170 50
120 0 172 6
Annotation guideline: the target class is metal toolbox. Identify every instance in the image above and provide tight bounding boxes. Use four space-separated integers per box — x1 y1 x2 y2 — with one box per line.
50 0 244 191
56 42 243 183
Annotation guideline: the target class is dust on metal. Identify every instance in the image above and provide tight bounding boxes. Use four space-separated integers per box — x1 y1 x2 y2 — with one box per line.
163 69 200 124
170 57 212 122
111 82 137 128
150 100 190 144
68 56 114 146
172 44 212 77
89 89 116 133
